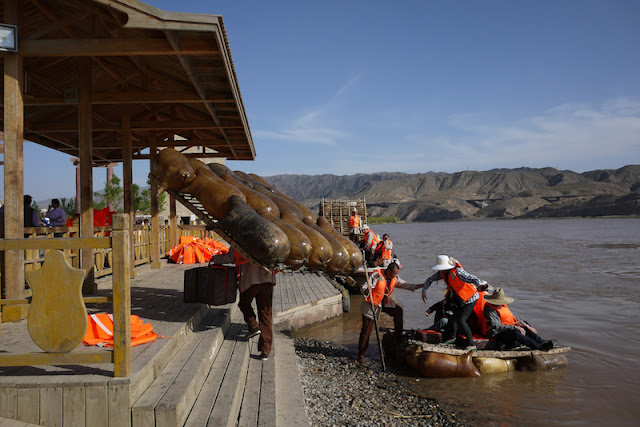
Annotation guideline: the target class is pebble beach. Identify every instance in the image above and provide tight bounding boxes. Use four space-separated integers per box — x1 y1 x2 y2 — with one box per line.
294 338 468 426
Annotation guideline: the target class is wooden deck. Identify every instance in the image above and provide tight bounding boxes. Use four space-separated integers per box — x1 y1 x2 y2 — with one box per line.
0 261 342 426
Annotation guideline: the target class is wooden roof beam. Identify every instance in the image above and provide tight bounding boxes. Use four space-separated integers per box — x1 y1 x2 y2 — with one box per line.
164 31 239 159
28 119 243 132
20 38 219 57
23 12 90 40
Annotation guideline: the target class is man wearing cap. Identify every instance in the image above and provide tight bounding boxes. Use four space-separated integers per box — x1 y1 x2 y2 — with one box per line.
421 255 486 350
357 262 422 363
483 287 556 351
361 224 379 262
348 208 361 243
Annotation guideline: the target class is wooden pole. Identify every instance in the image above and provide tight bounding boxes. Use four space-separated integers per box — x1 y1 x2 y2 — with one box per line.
169 196 178 248
78 57 95 294
111 214 131 377
363 253 386 372
121 107 136 278
3 0 25 301
149 135 161 268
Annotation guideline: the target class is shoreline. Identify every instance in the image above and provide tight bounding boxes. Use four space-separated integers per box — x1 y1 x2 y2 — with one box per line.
293 337 468 426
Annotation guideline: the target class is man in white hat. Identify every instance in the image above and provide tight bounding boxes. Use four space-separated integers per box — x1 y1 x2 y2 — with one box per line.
361 224 379 262
483 287 556 351
421 255 486 350
348 208 361 243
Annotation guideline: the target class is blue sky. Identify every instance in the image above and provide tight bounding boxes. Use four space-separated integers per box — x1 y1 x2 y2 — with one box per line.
5 0 640 202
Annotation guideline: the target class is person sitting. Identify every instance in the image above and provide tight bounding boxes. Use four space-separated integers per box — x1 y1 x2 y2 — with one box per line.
424 293 454 333
357 262 422 363
361 225 380 263
422 255 485 350
373 233 393 267
483 287 557 351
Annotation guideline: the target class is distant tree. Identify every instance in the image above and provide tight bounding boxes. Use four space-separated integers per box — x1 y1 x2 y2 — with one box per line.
133 180 166 214
59 197 77 218
133 183 149 213
31 201 40 218
95 174 123 211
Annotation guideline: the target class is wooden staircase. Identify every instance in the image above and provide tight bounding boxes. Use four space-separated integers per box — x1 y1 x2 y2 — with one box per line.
129 302 304 427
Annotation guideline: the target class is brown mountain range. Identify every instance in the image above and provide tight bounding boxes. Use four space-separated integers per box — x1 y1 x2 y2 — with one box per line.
263 165 640 221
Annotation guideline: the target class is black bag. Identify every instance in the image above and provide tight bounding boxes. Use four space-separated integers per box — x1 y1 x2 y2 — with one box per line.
183 265 238 305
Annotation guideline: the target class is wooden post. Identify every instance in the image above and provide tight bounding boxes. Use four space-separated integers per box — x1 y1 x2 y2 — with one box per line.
111 214 131 377
3 0 25 302
169 195 178 248
78 57 95 294
149 136 161 268
121 108 136 278
71 158 81 215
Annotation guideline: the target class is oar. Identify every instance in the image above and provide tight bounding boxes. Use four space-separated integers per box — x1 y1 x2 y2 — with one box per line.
362 252 386 372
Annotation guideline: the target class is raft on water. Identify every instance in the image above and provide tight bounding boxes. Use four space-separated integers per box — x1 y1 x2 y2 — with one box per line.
381 330 571 378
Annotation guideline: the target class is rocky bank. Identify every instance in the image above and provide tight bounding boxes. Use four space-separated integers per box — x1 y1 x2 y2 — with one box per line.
294 337 467 426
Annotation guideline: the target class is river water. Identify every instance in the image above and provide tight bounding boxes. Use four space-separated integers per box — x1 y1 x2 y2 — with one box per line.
294 218 640 426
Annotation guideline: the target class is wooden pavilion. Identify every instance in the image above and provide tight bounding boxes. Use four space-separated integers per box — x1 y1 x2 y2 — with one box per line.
1 0 255 300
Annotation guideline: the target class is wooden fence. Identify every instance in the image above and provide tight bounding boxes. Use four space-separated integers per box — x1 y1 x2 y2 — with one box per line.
20 223 217 279
0 214 133 377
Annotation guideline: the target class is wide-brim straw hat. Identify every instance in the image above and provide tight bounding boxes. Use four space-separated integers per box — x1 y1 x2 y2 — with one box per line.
430 255 455 271
484 287 514 305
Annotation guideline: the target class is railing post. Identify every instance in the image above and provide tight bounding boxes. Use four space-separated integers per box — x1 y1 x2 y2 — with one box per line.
111 214 131 377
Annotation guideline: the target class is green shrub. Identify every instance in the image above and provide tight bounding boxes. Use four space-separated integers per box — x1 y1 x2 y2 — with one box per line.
368 216 401 224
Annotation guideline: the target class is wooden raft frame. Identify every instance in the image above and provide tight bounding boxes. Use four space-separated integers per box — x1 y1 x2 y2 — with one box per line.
151 174 274 273
406 338 572 358
0 214 132 377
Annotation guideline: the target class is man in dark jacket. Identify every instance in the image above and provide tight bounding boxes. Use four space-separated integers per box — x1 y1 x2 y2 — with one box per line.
484 287 557 351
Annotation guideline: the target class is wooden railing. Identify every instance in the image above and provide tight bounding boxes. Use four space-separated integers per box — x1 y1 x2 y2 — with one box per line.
20 223 218 279
0 214 132 377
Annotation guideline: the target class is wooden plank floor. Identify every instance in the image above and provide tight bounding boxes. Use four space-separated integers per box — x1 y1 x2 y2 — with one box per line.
274 270 340 314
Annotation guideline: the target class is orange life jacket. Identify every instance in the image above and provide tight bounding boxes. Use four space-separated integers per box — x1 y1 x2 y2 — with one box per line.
365 268 398 306
349 214 361 228
488 304 523 327
472 291 490 335
233 251 248 266
83 313 157 347
364 229 380 249
375 239 392 260
442 262 477 303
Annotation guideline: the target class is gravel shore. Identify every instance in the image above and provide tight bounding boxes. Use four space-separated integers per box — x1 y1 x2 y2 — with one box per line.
294 337 468 426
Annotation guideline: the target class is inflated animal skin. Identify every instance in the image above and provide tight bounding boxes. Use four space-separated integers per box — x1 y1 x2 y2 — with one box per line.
303 218 349 274
181 168 246 219
316 216 363 272
261 212 312 269
235 172 305 220
280 211 332 270
404 345 423 371
216 173 280 217
248 173 318 222
473 357 517 374
417 350 481 378
218 195 290 268
516 354 568 371
153 148 195 193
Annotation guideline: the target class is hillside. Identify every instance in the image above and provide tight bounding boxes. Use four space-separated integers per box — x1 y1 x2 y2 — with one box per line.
263 165 640 221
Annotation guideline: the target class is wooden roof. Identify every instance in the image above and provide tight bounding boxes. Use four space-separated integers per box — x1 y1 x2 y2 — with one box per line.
0 0 255 165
